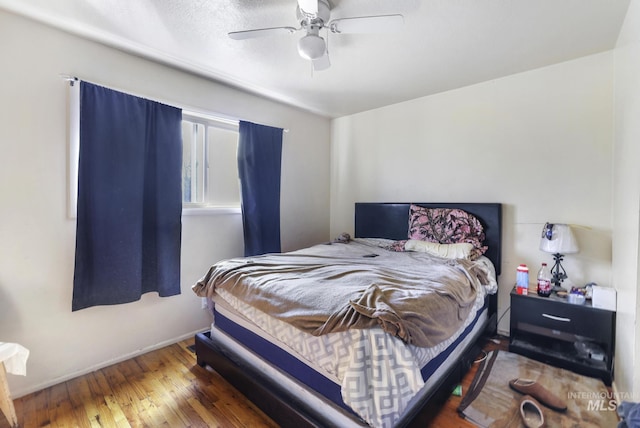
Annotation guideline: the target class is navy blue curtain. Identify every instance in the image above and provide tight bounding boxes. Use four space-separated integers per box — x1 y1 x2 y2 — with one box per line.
72 82 182 311
237 121 283 256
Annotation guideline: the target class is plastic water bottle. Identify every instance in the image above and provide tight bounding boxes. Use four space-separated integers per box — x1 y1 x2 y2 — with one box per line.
516 264 529 295
537 263 552 297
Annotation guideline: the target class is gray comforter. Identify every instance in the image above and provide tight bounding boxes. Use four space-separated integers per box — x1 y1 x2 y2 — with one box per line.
193 240 495 348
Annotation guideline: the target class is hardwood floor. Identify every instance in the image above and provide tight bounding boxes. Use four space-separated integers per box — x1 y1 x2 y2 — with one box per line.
0 336 508 428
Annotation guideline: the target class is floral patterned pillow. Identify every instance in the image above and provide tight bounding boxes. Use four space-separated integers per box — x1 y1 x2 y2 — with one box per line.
407 205 488 260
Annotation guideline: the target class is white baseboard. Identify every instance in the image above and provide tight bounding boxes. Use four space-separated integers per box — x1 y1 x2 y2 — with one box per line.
12 328 208 399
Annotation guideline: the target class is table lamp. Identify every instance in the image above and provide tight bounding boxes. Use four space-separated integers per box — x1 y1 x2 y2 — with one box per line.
539 222 579 291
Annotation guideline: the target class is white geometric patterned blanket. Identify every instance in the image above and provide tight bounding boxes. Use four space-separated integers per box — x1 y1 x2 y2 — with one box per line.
214 286 488 428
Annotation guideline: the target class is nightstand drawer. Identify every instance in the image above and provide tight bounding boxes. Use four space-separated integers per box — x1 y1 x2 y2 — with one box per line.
511 295 613 343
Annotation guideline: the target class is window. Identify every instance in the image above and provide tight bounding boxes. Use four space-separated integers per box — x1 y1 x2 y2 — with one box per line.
68 82 241 218
181 112 241 212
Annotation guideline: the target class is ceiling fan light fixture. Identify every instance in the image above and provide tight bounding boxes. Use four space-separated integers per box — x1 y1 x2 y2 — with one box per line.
297 33 326 60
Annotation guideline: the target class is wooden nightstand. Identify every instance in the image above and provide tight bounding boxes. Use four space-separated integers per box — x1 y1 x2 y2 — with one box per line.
509 288 615 385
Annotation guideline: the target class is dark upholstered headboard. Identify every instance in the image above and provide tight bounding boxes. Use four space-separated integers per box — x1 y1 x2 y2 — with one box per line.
354 203 502 276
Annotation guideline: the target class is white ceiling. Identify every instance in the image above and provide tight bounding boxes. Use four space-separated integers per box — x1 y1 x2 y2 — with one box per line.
0 0 631 118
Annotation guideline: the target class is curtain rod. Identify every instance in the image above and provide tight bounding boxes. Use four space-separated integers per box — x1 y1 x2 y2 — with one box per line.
61 74 79 86
59 74 289 132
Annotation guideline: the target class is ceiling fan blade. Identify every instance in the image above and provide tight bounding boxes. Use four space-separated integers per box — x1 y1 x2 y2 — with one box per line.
228 26 298 40
329 14 404 34
297 0 318 15
312 53 331 71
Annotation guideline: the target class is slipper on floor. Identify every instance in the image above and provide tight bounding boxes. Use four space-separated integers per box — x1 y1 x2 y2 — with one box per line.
520 395 546 428
509 378 567 412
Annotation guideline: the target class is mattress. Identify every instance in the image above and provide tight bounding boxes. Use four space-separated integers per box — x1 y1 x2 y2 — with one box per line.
195 239 497 348
210 285 490 427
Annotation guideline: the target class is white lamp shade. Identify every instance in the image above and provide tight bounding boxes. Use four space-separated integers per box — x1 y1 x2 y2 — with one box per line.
298 34 326 60
539 223 579 254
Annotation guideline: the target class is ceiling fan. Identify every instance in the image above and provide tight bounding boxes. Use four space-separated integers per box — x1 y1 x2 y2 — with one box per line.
228 0 404 71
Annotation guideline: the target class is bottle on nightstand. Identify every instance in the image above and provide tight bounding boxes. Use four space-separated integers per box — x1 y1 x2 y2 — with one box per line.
516 264 529 295
537 263 552 297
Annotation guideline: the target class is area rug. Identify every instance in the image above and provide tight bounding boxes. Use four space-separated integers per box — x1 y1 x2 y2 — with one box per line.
458 350 618 427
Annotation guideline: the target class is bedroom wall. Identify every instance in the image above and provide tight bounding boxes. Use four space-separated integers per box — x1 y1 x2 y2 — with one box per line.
613 0 640 398
0 10 331 397
330 53 613 339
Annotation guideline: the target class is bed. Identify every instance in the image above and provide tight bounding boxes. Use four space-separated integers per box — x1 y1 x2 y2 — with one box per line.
193 202 502 427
